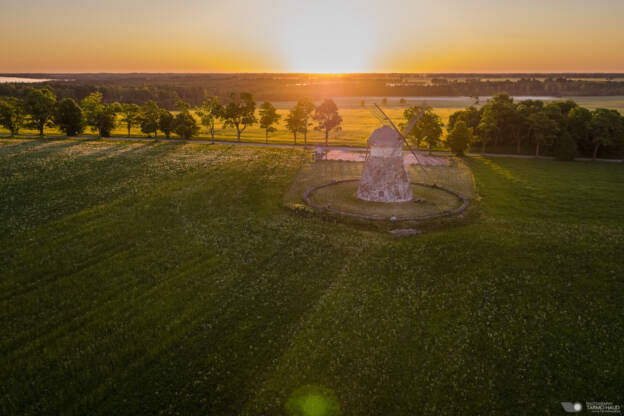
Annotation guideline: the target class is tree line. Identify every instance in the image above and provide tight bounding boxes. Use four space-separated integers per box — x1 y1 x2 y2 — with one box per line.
3 76 624 107
0 89 201 140
0 88 344 144
2 88 623 159
393 77 624 99
403 93 624 160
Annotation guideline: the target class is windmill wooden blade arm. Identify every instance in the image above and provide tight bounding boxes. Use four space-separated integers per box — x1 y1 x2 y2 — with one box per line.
373 103 401 134
368 105 392 128
402 117 419 138
401 108 425 138
368 106 386 123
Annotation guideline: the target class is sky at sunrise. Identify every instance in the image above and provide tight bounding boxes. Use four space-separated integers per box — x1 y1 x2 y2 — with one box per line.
1 0 624 73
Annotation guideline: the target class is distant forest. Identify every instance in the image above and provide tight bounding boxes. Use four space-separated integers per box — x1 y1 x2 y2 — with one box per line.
2 73 624 109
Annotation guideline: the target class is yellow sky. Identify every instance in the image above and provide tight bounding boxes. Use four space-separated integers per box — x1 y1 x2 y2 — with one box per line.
1 0 624 73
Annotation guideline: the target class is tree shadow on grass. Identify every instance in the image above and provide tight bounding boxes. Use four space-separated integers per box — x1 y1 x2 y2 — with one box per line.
0 142 233 302
0 138 87 157
73 141 159 160
0 141 181 246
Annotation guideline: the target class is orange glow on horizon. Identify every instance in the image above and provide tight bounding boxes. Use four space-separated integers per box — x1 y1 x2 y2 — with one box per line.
1 0 624 73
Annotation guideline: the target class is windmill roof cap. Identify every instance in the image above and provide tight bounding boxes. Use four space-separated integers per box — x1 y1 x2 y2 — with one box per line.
368 126 402 147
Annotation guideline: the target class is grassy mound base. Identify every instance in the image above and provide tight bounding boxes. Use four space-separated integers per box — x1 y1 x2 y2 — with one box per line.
285 157 475 227
306 180 466 220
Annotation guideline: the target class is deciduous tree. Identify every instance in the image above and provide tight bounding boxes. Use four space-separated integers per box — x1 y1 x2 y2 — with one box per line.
476 111 496 154
221 92 256 142
175 100 191 112
478 93 516 149
81 92 102 130
196 97 223 143
24 88 56 136
544 102 568 132
174 110 200 140
313 99 342 146
159 109 175 139
285 105 305 145
54 98 84 136
515 100 544 153
297 98 315 146
446 121 474 156
120 103 140 137
448 106 480 132
81 92 119 137
527 110 559 156
568 106 593 153
258 102 281 144
549 99 578 116
404 105 443 154
590 108 624 159
0 97 26 137
140 100 160 138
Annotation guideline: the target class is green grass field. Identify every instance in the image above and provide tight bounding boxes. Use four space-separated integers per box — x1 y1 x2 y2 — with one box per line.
2 96 623 148
1 139 623 415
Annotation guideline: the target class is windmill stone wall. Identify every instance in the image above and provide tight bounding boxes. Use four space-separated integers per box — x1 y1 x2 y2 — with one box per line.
357 126 413 203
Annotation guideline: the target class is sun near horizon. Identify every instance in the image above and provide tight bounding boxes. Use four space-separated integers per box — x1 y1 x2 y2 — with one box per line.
2 0 624 74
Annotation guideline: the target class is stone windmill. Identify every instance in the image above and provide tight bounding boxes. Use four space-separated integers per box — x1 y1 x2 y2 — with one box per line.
357 105 423 203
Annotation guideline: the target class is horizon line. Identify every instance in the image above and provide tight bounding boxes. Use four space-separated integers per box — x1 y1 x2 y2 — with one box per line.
3 71 624 76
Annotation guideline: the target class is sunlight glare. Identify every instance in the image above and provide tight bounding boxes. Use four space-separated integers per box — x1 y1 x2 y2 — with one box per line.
279 1 376 73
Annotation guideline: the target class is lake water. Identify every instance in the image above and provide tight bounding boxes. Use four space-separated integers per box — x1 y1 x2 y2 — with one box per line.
0 76 53 83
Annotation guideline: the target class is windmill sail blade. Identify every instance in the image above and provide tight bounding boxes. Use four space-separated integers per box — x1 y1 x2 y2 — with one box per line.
368 105 384 120
402 134 434 185
373 104 401 134
401 107 426 138
368 105 391 127
402 116 419 138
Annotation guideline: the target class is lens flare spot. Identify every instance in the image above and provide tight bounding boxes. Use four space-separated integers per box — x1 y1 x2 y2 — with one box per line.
285 385 340 416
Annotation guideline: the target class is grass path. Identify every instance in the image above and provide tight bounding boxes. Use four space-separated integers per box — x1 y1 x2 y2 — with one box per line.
1 139 623 415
